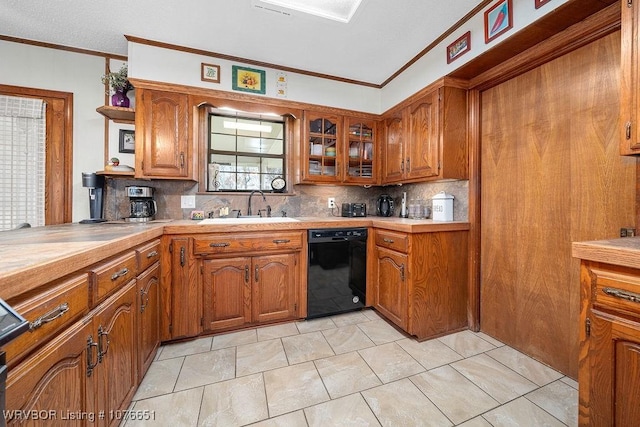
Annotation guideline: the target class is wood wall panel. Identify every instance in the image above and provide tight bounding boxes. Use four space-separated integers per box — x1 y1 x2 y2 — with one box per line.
480 32 637 377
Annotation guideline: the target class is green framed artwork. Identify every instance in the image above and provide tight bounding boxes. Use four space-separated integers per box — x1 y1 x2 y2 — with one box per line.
232 65 266 94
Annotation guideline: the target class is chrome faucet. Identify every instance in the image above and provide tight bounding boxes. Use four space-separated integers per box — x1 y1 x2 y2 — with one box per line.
247 190 267 216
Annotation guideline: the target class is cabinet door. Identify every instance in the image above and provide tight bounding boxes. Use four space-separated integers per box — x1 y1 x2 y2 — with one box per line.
5 320 92 426
252 253 298 323
344 118 376 184
136 89 191 178
137 263 160 378
374 246 408 329
91 280 138 426
170 237 201 339
621 0 640 154
203 257 252 331
302 112 342 183
382 114 405 183
406 90 439 179
583 310 640 427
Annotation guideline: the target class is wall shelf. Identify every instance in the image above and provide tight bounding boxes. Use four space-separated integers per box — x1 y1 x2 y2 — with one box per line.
96 106 135 124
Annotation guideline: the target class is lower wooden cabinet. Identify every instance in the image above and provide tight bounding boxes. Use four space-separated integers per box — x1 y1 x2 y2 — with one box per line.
579 261 640 426
5 320 92 424
6 280 137 427
137 262 160 377
374 246 408 329
372 229 468 340
203 253 298 332
5 239 162 427
89 280 138 427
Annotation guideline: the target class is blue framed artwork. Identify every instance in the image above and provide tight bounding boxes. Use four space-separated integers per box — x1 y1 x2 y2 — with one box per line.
232 65 266 94
484 0 513 44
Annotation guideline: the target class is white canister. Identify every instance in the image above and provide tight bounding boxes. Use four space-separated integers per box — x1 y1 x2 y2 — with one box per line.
432 192 454 221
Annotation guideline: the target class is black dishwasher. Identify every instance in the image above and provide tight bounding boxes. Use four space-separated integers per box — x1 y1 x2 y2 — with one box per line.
307 228 367 319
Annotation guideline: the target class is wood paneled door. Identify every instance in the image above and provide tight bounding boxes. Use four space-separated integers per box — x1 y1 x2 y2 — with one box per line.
480 32 637 377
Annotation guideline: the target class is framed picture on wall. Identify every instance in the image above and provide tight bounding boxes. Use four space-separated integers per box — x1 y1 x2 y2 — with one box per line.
232 65 266 94
201 63 220 83
484 0 513 44
535 0 552 9
447 31 471 64
119 129 135 153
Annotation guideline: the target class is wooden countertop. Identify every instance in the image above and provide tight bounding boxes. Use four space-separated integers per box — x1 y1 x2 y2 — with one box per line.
0 217 469 301
572 236 640 270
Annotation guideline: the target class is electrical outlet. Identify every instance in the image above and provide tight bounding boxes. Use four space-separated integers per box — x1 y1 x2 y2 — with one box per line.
181 195 196 209
328 197 336 209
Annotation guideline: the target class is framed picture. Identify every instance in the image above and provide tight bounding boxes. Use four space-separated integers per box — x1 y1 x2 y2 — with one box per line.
119 129 135 154
447 31 471 64
484 0 513 44
201 63 220 83
232 65 266 94
535 0 551 8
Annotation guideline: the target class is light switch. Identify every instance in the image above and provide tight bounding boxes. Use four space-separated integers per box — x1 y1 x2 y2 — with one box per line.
181 195 196 209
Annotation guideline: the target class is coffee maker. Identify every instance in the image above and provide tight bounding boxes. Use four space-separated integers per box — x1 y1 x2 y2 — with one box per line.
125 186 157 222
80 173 107 224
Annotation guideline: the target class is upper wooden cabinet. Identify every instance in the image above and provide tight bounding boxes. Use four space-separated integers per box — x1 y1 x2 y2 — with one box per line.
621 0 640 155
382 85 468 184
135 89 194 179
300 111 378 185
301 111 343 183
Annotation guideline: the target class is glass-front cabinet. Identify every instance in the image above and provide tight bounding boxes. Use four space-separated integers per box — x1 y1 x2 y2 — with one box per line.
301 112 342 183
344 118 376 184
301 111 377 185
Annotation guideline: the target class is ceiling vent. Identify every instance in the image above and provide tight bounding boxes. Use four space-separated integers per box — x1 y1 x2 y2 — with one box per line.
252 0 293 18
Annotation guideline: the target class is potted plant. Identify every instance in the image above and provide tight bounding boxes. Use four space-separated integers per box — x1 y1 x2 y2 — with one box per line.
101 64 133 108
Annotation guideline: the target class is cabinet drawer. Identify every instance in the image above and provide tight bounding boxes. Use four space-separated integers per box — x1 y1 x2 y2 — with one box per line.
375 230 409 253
137 239 161 272
89 251 137 305
5 273 89 367
193 232 303 255
591 265 640 318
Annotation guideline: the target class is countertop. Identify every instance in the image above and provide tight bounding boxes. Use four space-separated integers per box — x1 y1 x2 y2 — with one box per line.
572 236 640 270
0 217 469 301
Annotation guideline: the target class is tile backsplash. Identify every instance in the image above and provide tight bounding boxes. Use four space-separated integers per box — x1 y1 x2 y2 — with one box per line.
104 179 468 222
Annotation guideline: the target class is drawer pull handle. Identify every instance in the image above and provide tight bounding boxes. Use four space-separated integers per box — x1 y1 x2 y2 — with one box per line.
383 238 395 244
140 289 149 313
111 268 129 281
273 239 291 244
245 265 249 283
255 265 259 282
603 287 640 304
29 303 70 331
146 250 158 259
180 246 186 267
210 242 231 248
400 264 405 281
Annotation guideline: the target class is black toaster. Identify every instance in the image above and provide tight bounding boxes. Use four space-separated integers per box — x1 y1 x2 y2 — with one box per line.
341 203 367 217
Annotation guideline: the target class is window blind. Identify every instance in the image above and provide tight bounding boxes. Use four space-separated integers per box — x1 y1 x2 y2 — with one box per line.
0 95 46 231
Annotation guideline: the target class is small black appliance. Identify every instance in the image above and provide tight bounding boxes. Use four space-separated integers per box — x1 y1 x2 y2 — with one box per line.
80 173 107 224
341 203 366 217
376 195 394 217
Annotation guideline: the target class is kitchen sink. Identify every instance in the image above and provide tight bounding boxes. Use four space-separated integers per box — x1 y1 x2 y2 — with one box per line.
198 217 300 225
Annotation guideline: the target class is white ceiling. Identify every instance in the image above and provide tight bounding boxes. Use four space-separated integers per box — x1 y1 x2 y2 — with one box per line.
1 0 480 86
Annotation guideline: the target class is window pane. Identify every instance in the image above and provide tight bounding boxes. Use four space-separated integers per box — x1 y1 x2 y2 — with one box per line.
265 122 283 139
211 134 236 152
211 116 235 135
261 138 283 155
237 136 263 154
261 158 283 175
210 154 235 168
236 118 262 138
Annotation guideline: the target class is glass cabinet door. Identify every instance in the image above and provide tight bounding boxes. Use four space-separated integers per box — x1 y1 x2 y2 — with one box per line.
345 119 375 183
304 113 342 182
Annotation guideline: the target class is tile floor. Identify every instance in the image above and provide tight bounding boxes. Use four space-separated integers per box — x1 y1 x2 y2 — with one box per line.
124 309 578 427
